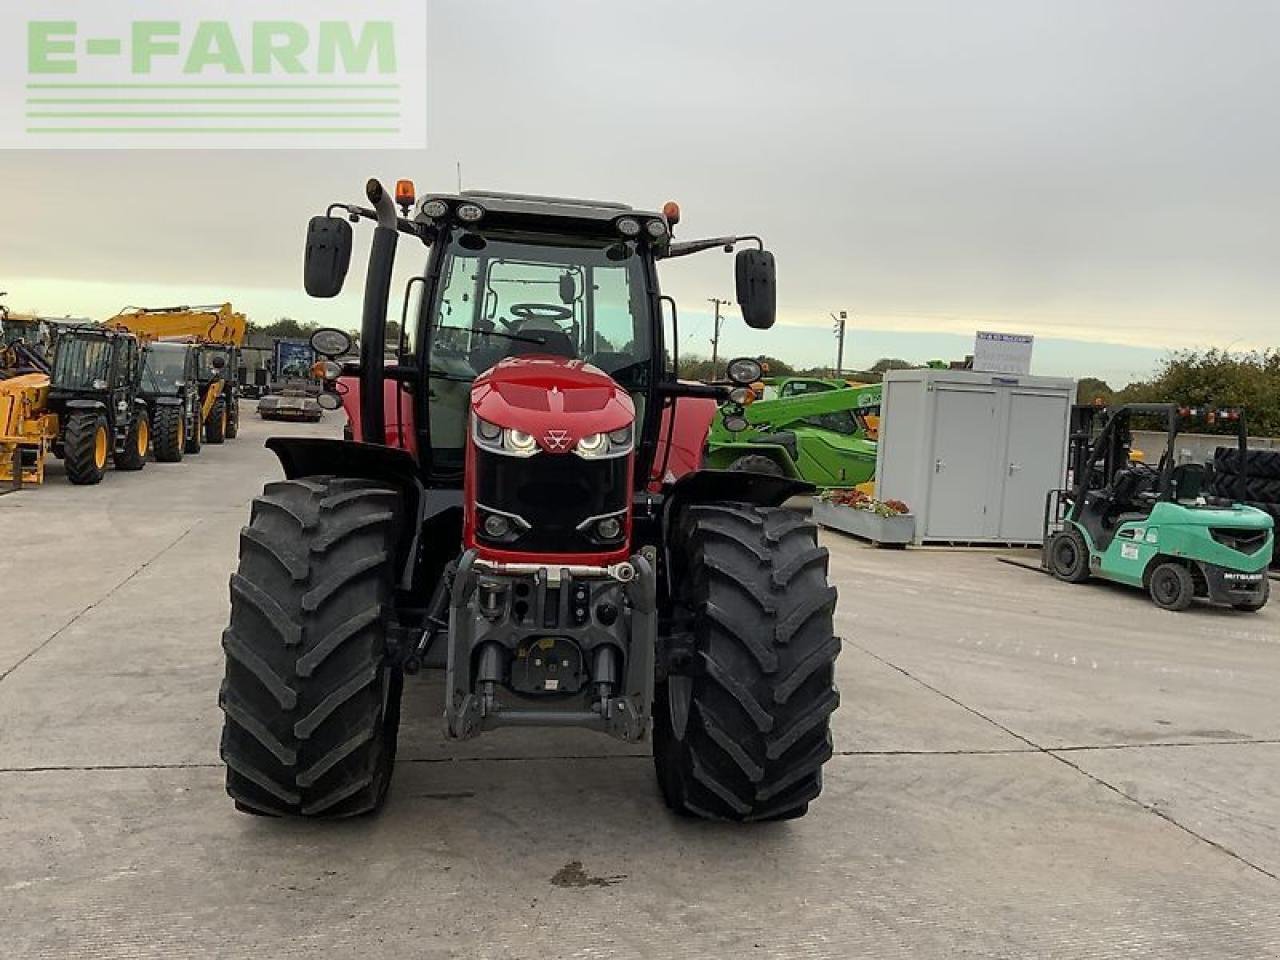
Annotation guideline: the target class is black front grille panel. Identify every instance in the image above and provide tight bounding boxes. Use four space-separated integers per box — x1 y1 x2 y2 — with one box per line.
476 448 629 553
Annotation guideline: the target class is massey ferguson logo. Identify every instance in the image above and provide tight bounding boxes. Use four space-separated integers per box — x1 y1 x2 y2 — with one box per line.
544 429 570 452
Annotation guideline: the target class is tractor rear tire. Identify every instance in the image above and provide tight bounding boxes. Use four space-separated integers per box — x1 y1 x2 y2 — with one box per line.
113 412 148 471
1148 561 1195 611
205 397 227 445
225 400 240 439
727 454 785 477
63 412 109 485
1214 447 1280 480
219 477 405 818
1048 529 1091 583
654 503 840 822
153 406 185 463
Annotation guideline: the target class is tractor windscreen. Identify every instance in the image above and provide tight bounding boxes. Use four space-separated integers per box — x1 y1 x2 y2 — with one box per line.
425 232 653 461
142 344 188 395
52 335 112 390
199 348 228 380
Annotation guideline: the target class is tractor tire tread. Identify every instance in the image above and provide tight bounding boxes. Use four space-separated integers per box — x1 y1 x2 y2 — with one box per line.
219 477 402 819
63 412 106 485
153 406 184 462
654 502 839 822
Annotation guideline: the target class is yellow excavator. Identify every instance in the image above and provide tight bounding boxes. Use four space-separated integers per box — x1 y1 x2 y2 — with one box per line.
110 304 247 443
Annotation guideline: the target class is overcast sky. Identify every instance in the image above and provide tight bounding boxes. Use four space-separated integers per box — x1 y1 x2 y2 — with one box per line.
3 0 1277 384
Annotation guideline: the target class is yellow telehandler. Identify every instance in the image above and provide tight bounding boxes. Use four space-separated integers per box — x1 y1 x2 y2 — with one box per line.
110 304 248 444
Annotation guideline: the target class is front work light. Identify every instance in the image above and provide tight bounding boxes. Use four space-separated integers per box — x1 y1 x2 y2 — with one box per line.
421 199 449 219
456 203 485 223
726 357 764 385
616 218 641 237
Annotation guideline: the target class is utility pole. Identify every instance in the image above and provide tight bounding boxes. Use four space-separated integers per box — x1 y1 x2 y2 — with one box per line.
708 297 730 379
831 310 848 378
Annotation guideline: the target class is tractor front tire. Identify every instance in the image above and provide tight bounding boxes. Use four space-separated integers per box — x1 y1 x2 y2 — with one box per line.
225 399 240 439
654 503 840 822
113 412 149 471
153 407 185 462
1048 529 1091 583
63 412 109 485
727 454 785 477
219 477 405 818
1148 561 1195 611
185 410 203 455
205 397 227 445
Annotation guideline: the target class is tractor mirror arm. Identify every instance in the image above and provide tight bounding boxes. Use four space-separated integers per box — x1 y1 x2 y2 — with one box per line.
326 202 423 239
656 381 730 402
660 235 764 259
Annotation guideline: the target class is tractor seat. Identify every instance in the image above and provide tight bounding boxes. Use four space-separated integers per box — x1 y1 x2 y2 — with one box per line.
508 322 576 359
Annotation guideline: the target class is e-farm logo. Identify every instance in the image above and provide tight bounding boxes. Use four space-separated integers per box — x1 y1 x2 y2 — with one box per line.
1 1 426 149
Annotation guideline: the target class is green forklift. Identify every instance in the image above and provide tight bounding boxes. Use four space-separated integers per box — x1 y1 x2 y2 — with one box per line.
1044 403 1272 612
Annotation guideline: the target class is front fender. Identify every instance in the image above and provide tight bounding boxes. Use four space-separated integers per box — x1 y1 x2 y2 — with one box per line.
265 437 434 591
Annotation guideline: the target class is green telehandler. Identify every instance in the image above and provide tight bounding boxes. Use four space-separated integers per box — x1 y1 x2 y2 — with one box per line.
705 381 881 487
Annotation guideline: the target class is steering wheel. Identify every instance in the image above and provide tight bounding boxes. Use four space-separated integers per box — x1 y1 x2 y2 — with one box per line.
509 303 573 324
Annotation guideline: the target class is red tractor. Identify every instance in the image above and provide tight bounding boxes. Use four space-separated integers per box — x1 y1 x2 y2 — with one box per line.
219 181 840 821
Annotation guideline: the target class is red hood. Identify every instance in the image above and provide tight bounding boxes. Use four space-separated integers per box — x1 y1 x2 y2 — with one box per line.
471 356 635 454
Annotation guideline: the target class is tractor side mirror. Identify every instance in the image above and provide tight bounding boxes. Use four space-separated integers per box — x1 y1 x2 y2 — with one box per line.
304 216 353 298
735 249 776 330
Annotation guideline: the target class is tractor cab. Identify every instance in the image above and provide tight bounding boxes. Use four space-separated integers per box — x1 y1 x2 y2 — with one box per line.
1045 403 1272 611
46 326 150 484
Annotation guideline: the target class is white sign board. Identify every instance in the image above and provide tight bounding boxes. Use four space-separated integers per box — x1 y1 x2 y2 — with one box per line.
973 331 1034 375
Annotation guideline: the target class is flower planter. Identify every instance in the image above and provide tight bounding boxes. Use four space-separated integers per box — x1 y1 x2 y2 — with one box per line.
813 499 915 546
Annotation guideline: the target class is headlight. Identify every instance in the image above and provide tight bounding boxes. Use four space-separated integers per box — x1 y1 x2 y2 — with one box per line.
473 417 539 457
616 217 641 237
456 203 485 223
575 425 634 459
421 199 449 219
726 357 764 385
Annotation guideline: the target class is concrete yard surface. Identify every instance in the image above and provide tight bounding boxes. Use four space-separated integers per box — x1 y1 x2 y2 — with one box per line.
2 411 1278 958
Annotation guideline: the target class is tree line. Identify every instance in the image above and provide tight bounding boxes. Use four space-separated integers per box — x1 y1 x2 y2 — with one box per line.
1078 350 1280 435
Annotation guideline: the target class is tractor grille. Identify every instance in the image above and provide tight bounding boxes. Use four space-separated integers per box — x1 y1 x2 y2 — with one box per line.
1209 527 1269 555
475 448 629 554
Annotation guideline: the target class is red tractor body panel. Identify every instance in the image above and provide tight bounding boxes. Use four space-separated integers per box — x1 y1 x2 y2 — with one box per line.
337 374 417 455
648 392 716 491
